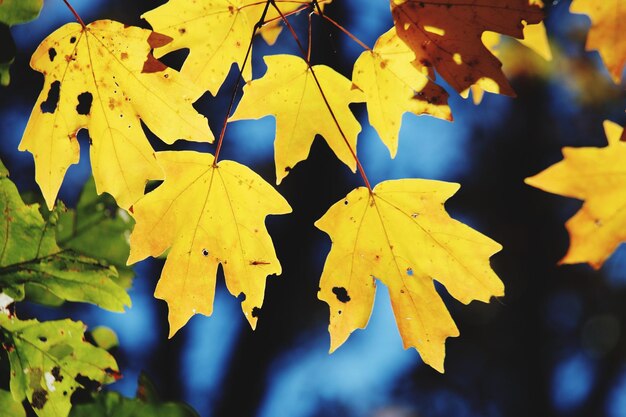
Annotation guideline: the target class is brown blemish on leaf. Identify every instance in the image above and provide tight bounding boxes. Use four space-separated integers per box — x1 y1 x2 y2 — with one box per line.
249 260 270 266
147 32 173 49
120 52 129 60
31 389 48 409
142 55 168 74
105 368 123 381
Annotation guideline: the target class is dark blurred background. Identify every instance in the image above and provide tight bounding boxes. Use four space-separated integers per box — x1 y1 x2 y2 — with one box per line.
2 1 626 416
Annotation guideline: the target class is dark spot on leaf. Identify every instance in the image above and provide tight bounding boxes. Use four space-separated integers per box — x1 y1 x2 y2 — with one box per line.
75 374 101 391
237 292 246 302
70 36 76 44
48 48 57 62
338 310 342 315
344 200 349 205
202 248 209 257
40 81 60 114
147 32 173 49
251 307 261 318
179 28 186 34
38 336 47 342
250 260 270 265
51 366 63 382
332 287 351 303
406 267 414 276
76 92 92 115
31 389 48 409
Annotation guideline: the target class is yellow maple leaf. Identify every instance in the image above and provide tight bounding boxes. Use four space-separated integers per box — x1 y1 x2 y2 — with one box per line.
229 54 364 184
570 0 626 84
19 20 212 210
143 0 320 95
525 121 626 269
142 0 251 95
315 179 503 372
128 151 291 336
391 0 544 97
352 27 452 158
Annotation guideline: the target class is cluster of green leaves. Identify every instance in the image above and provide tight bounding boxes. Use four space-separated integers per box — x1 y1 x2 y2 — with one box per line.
0 159 199 415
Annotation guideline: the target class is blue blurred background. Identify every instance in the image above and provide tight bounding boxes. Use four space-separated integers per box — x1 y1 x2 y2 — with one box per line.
2 1 626 416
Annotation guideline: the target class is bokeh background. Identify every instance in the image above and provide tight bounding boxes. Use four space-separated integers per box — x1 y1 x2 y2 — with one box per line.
2 1 626 416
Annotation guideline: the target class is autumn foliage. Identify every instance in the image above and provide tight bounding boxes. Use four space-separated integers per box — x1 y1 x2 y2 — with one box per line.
0 0 625 415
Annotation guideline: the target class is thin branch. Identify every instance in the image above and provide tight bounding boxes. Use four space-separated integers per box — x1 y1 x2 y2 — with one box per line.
214 0 273 164
318 13 371 52
62 0 87 29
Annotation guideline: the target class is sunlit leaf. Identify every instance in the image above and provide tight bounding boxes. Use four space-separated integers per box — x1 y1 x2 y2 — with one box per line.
128 151 291 336
525 121 626 268
230 54 363 184
316 179 503 372
19 20 212 209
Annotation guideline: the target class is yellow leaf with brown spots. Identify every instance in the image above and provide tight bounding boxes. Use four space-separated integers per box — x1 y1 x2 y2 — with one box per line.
127 151 291 336
352 27 451 158
391 0 544 97
525 121 626 269
19 20 212 210
143 0 333 95
315 179 503 372
229 54 364 184
571 0 626 84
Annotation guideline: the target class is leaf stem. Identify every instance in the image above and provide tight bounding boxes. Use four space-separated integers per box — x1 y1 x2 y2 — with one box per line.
62 0 87 29
270 0 373 192
213 0 273 164
317 13 371 51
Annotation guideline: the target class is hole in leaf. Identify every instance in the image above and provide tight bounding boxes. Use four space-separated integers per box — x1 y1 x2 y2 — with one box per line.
40 81 61 114
332 287 351 303
76 92 93 115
